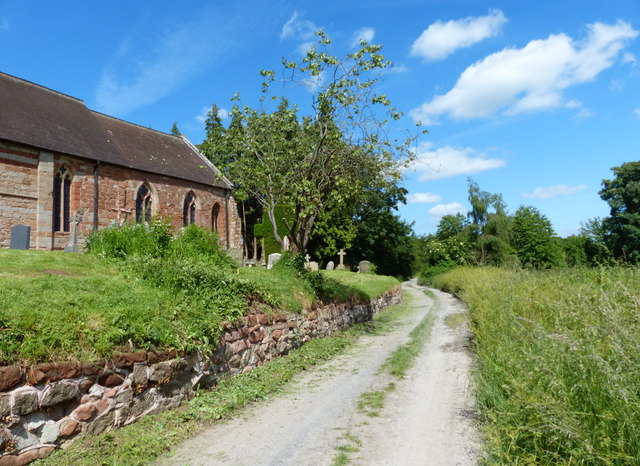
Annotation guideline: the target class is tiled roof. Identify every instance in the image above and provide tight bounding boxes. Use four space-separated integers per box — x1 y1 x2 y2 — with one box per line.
0 72 228 189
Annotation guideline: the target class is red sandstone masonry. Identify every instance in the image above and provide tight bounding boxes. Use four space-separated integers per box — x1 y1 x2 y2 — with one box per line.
1 141 243 251
0 288 401 464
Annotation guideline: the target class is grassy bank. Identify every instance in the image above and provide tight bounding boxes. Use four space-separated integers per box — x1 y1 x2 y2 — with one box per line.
0 247 398 365
40 294 411 466
433 266 640 463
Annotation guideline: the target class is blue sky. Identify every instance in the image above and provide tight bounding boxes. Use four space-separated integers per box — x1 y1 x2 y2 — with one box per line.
2 0 639 236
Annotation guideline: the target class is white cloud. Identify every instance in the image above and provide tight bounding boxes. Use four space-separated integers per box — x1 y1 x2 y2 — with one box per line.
280 11 317 41
411 20 639 124
407 192 442 204
522 184 588 199
428 202 467 218
408 143 505 180
634 108 640 118
195 106 228 125
410 9 507 61
351 27 375 48
623 52 637 65
573 108 595 119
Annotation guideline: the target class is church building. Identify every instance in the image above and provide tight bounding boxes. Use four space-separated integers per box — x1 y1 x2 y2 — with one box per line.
0 72 242 252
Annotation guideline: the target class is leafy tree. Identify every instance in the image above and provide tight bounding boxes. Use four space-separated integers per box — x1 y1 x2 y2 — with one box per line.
306 201 357 265
170 122 182 136
198 104 226 163
220 31 420 254
580 217 613 264
599 161 640 263
562 235 589 266
512 205 564 268
465 178 515 265
436 214 469 240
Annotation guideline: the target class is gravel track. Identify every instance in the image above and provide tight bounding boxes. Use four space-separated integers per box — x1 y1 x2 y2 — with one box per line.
157 280 478 466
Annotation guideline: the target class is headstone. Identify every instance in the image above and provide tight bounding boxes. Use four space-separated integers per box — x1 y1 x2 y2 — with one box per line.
326 260 335 271
306 261 319 272
10 225 31 250
304 254 311 263
282 236 290 251
64 210 84 252
358 260 372 274
267 253 282 270
337 249 347 270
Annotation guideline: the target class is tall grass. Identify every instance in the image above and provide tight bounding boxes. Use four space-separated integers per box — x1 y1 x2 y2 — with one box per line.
433 267 640 463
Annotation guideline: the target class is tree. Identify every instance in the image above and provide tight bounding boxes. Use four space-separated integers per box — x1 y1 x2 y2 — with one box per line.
435 214 469 240
465 178 514 265
349 185 415 278
170 122 182 136
599 161 640 263
512 205 563 268
198 105 226 163
580 217 612 264
219 31 420 254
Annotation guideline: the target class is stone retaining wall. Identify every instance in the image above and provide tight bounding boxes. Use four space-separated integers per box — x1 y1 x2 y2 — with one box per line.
0 288 401 465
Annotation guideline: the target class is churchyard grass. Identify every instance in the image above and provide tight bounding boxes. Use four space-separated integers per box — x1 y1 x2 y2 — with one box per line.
0 247 399 365
321 270 400 301
432 266 640 463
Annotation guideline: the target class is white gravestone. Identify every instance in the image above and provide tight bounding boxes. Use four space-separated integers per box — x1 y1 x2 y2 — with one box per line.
267 253 282 270
358 260 372 273
337 249 347 270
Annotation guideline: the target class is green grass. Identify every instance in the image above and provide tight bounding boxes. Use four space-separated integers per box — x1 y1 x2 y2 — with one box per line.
321 270 400 301
383 295 437 378
357 389 387 417
0 250 398 365
40 296 408 466
444 312 468 329
432 266 640 464
0 250 178 363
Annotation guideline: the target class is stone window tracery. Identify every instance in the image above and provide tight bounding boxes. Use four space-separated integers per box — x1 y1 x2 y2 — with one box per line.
212 203 220 233
53 166 72 232
183 192 196 226
135 184 153 223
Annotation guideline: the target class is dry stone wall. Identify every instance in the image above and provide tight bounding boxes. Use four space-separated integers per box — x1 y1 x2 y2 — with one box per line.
0 289 401 465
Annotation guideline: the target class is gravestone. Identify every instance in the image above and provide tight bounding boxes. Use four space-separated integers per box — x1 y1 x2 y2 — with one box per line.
10 225 31 250
325 261 335 271
336 249 347 270
304 254 311 262
267 253 282 270
359 260 372 274
64 210 84 252
306 261 319 272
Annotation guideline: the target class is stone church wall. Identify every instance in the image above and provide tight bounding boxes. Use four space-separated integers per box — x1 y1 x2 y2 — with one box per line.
0 142 40 249
0 289 401 465
0 142 242 251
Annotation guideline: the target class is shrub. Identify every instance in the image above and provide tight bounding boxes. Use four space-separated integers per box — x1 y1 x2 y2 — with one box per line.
85 218 172 259
169 224 235 268
417 261 457 286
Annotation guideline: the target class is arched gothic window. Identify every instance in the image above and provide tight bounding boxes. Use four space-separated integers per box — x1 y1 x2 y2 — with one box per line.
135 184 153 223
212 203 220 232
183 192 197 226
53 166 72 232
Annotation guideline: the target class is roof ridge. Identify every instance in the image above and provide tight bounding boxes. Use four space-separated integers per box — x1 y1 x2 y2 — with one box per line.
0 71 84 104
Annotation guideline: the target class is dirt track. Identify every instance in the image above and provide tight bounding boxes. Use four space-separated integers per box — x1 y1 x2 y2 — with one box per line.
157 280 479 465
